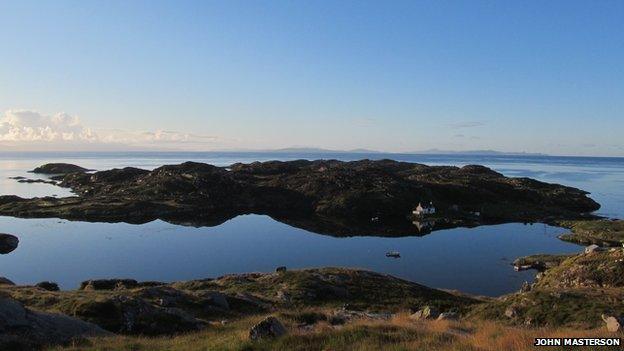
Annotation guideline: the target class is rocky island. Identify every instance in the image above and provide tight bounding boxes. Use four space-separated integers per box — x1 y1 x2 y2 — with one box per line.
0 160 600 236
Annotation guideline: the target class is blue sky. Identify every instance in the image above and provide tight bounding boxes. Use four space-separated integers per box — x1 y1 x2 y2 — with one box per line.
0 0 622 155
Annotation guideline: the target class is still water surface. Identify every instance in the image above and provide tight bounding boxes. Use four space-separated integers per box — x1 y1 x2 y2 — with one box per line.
1 152 622 296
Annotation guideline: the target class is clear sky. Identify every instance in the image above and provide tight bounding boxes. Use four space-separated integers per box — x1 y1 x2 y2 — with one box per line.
0 0 622 156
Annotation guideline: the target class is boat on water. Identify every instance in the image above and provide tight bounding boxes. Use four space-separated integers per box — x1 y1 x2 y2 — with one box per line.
385 251 400 258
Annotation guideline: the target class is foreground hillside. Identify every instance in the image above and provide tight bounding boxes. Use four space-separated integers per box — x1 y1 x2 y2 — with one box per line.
49 316 620 351
1 263 622 351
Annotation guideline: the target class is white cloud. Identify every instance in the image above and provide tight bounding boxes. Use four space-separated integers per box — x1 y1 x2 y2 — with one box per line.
0 110 224 150
0 110 97 142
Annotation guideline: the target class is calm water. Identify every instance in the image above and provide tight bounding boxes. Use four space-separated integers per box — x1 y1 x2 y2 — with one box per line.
1 152 623 296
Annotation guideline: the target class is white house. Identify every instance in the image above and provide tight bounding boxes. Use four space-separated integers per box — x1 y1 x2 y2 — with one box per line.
413 202 436 216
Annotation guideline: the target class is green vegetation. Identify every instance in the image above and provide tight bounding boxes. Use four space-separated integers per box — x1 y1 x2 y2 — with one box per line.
557 219 624 246
512 253 575 271
473 249 624 328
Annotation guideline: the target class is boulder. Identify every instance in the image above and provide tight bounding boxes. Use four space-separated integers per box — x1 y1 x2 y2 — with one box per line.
249 316 287 340
602 314 623 332
504 306 518 319
0 297 109 349
437 312 459 321
36 281 60 291
0 234 18 254
520 281 531 293
409 306 440 320
585 244 602 254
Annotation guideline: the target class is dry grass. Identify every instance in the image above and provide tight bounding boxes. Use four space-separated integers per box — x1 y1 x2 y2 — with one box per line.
50 312 622 351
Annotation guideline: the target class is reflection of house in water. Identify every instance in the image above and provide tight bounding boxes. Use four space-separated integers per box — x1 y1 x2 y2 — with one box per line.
412 219 436 233
413 202 436 217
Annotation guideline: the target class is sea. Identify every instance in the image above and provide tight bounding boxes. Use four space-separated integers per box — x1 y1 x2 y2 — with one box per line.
0 152 622 296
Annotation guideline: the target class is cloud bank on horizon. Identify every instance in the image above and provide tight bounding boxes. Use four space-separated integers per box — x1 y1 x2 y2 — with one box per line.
0 110 222 151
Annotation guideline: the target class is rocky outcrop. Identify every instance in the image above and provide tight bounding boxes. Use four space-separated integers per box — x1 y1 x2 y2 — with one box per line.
35 282 60 291
0 297 109 350
67 295 205 335
2 160 601 237
0 234 18 254
249 316 287 340
31 163 89 175
0 268 475 336
79 279 164 291
472 249 624 328
409 306 440 320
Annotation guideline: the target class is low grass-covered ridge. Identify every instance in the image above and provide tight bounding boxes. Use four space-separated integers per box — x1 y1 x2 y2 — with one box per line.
557 219 624 246
50 314 621 351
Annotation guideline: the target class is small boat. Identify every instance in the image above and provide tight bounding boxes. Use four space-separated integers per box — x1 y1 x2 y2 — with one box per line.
386 251 400 258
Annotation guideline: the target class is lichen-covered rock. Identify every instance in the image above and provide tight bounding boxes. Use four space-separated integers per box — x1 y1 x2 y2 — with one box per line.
249 316 287 340
410 306 440 320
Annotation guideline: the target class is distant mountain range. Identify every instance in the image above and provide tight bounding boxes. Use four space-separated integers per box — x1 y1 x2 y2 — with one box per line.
264 147 547 156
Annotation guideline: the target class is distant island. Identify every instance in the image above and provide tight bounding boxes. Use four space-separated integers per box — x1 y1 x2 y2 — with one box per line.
0 159 598 236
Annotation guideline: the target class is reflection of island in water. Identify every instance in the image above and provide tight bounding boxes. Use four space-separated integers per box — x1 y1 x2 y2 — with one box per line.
0 159 600 238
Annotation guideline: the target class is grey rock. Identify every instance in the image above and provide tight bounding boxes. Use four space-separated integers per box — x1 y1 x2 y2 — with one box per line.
199 291 230 310
249 316 287 340
437 312 459 321
409 306 440 320
504 306 518 319
0 297 109 349
585 244 602 254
